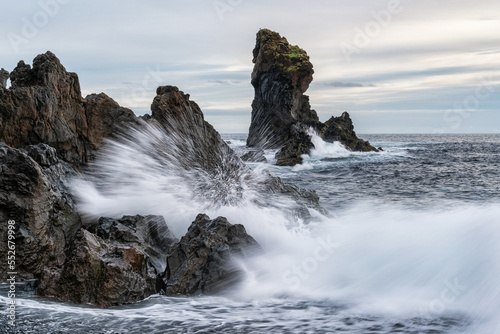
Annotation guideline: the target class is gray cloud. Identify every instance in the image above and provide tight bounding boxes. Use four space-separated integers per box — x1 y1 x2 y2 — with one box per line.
1 0 499 133
323 82 376 88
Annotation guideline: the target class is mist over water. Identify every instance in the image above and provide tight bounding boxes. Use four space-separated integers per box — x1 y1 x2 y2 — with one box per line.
2 132 499 333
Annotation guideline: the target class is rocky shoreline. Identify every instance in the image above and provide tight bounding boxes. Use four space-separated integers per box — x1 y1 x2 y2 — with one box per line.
1 29 372 307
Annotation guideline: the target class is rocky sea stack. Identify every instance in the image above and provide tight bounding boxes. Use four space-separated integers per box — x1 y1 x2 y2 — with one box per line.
247 29 379 166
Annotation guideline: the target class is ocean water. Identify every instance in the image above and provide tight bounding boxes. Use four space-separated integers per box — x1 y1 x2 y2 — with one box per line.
1 132 500 334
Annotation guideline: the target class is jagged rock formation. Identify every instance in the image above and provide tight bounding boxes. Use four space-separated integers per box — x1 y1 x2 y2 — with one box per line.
0 52 323 307
0 143 81 285
247 29 378 166
144 85 321 212
149 85 243 174
0 51 138 166
162 214 260 295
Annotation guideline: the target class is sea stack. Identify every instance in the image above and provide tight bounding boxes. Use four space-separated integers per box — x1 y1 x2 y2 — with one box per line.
246 29 378 166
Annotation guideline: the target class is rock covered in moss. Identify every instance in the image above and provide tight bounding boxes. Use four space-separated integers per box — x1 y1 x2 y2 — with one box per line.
246 29 379 166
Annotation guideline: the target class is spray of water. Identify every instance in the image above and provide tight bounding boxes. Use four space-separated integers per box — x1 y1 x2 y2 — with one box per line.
72 125 500 331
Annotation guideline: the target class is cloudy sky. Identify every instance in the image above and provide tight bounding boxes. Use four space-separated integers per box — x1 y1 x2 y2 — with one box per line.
1 0 499 133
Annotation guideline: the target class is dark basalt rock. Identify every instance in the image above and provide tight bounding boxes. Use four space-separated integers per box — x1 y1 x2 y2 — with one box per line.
247 29 316 149
0 51 138 166
0 52 325 307
162 214 260 296
275 124 314 166
241 149 267 163
0 143 81 286
320 112 378 152
48 229 158 307
0 68 8 88
87 215 178 273
246 29 379 166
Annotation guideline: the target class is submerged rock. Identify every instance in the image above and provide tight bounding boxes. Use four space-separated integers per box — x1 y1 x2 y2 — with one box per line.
162 214 260 296
246 29 378 166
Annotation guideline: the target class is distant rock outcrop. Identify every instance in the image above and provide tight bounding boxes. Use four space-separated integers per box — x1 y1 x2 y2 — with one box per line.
247 29 378 166
162 214 260 296
0 51 138 166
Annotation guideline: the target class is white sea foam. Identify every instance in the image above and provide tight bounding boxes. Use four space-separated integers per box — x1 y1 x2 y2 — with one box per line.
69 126 500 332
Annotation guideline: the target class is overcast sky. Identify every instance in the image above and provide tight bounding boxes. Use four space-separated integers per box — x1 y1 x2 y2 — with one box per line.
1 0 499 133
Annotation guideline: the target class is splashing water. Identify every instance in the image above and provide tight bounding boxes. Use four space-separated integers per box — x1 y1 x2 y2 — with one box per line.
67 130 500 333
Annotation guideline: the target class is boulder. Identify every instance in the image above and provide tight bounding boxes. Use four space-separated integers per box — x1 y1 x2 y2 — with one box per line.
162 214 260 295
87 215 178 273
45 229 158 307
246 29 379 166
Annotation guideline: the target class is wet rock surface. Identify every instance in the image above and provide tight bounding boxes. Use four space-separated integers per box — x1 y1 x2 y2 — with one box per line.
162 214 261 296
43 229 159 307
0 143 81 285
87 215 178 273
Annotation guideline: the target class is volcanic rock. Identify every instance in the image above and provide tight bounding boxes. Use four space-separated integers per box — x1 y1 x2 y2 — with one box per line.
320 111 377 152
87 215 178 273
47 229 158 307
241 149 267 163
0 143 81 285
246 29 378 166
0 68 8 88
162 214 260 296
0 51 138 166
